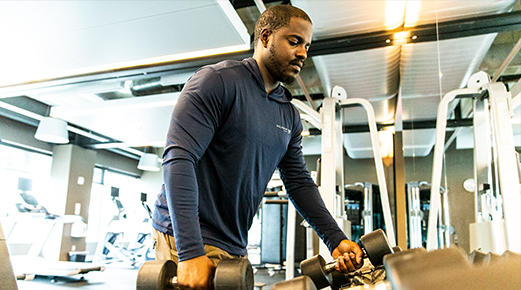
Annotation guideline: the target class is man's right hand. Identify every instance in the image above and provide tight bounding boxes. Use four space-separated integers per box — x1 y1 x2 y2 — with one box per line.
177 255 216 290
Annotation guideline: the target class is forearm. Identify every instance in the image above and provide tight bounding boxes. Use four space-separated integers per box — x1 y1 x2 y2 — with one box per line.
163 157 206 261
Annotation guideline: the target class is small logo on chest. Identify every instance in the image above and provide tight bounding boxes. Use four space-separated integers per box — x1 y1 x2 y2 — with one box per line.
276 124 291 134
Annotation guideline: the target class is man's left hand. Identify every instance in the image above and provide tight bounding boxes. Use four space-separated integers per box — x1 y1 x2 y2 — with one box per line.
332 239 364 273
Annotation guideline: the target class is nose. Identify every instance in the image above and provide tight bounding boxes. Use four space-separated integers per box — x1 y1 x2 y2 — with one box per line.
296 45 307 60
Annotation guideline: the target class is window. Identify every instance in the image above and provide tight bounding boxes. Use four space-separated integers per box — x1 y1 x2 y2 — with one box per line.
0 142 52 244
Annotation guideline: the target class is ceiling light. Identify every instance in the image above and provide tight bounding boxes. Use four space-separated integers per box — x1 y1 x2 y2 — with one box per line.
385 0 406 29
34 117 69 144
393 31 410 45
404 1 422 27
379 128 394 160
138 153 160 172
37 93 104 107
30 81 123 98
394 31 410 41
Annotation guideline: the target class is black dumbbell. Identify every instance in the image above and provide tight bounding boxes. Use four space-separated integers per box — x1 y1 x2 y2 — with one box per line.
136 258 253 290
300 229 394 289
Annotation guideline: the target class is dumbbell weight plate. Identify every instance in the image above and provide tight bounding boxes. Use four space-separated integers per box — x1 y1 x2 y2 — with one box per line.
384 247 470 290
360 229 393 267
483 252 501 266
300 255 332 289
501 250 521 261
469 250 487 265
330 270 350 290
137 260 177 290
213 258 253 290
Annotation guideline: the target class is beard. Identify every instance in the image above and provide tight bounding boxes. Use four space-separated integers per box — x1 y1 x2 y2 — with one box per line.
266 44 300 85
283 74 297 86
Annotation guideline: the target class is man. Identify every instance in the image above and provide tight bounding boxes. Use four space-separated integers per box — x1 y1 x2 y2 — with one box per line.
152 4 363 289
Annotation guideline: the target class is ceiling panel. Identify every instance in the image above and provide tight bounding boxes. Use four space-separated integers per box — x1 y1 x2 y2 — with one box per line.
313 46 400 126
401 34 497 98
313 46 401 101
401 95 442 122
400 34 497 121
0 1 212 38
0 0 249 86
406 0 517 27
292 0 403 38
402 128 437 157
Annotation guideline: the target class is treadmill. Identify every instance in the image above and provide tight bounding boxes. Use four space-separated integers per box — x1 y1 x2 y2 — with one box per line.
7 177 104 282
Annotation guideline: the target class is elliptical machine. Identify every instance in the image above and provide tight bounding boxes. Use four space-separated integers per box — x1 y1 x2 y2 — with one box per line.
94 187 153 267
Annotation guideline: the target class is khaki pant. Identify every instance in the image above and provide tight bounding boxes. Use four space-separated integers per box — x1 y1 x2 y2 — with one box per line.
151 227 246 266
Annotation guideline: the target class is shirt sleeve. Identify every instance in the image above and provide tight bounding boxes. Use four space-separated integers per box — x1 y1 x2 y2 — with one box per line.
278 109 348 253
162 67 224 261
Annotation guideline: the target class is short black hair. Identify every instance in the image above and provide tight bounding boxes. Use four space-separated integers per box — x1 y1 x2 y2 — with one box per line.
253 4 312 46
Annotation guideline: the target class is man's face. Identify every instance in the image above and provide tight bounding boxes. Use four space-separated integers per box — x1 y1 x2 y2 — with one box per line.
265 18 313 85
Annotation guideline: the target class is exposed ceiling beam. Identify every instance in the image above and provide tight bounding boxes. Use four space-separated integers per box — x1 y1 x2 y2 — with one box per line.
229 0 285 10
308 10 521 57
306 118 474 135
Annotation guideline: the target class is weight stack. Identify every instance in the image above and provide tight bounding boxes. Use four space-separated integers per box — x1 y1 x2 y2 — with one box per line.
260 198 306 265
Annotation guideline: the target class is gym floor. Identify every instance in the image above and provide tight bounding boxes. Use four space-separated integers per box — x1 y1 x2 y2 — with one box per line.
15 263 287 290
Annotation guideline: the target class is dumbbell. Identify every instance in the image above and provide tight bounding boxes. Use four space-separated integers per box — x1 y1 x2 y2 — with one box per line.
469 250 487 265
136 258 253 290
383 247 470 290
300 229 394 289
271 276 317 290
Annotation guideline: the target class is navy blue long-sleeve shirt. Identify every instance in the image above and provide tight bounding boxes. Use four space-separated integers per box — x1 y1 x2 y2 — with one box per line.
152 58 347 261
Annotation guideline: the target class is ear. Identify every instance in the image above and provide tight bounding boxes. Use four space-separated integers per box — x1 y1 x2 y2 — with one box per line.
260 28 271 48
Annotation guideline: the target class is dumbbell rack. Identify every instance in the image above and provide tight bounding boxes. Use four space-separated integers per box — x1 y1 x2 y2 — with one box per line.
273 229 395 290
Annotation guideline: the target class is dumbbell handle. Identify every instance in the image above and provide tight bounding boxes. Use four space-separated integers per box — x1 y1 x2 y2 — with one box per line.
322 249 371 273
168 276 212 289
323 259 375 278
171 276 178 287
168 276 212 288
322 254 362 270
323 261 337 274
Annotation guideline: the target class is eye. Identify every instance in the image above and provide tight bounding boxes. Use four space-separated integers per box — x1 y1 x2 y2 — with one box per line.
288 37 300 46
